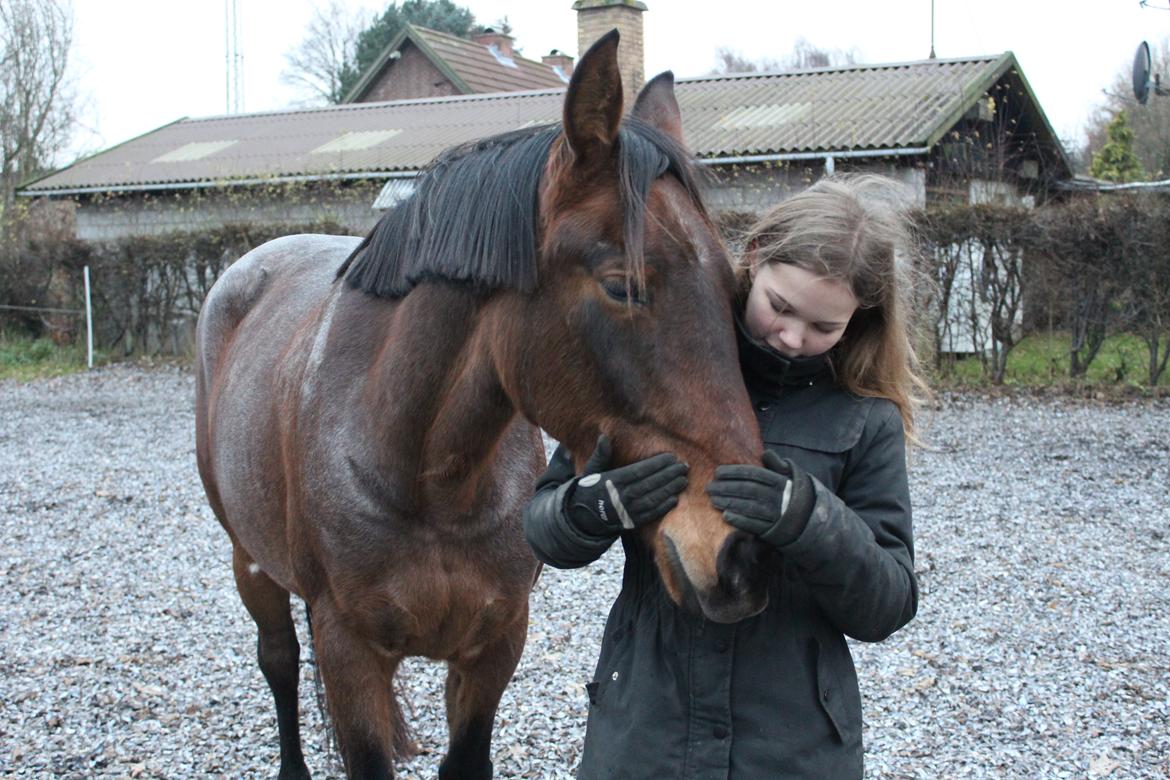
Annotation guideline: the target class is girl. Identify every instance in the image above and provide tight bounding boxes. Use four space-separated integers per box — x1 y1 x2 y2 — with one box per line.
524 175 928 779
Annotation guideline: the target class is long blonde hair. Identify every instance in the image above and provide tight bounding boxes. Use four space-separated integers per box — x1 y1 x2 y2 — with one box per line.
737 175 931 442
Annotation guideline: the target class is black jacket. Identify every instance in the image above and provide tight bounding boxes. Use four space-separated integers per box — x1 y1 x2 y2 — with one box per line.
524 321 918 779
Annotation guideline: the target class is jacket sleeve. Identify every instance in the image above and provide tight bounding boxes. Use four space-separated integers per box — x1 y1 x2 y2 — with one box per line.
777 401 918 642
523 444 618 569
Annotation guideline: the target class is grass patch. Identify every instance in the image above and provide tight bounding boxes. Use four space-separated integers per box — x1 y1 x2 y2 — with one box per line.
935 332 1164 389
0 332 103 381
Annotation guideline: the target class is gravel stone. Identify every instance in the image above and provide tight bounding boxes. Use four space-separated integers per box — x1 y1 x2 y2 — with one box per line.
1 367 1167 778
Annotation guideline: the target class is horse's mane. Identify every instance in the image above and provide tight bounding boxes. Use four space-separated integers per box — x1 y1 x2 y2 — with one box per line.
337 117 706 299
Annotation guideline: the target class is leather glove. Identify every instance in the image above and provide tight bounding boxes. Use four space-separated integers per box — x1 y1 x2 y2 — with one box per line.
564 434 689 538
706 450 816 547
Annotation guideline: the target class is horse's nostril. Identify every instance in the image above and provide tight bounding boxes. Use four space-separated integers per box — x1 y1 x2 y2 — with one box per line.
716 530 769 596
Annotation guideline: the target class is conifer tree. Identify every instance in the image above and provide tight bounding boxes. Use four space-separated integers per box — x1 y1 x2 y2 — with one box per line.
1089 111 1146 183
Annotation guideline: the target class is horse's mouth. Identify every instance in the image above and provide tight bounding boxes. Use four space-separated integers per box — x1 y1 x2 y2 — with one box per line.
662 534 704 617
662 533 768 624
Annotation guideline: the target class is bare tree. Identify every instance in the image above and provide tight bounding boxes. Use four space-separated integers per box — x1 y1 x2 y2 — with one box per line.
786 37 858 70
709 37 858 76
0 0 77 229
710 47 783 75
282 0 364 106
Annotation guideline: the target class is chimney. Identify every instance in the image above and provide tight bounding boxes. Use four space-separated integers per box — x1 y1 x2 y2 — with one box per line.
572 0 646 98
543 49 575 81
473 28 514 60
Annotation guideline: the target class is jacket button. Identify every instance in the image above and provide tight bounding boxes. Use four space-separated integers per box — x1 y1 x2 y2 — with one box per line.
714 639 729 653
713 726 729 739
755 401 771 412
822 689 831 702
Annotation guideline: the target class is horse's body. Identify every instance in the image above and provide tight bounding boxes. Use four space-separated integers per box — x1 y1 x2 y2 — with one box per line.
197 234 542 777
196 31 766 779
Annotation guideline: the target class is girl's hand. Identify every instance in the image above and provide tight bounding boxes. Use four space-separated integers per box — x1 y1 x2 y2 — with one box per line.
565 434 689 537
706 451 816 547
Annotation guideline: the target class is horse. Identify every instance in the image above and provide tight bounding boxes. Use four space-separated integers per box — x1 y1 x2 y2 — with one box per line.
194 30 768 780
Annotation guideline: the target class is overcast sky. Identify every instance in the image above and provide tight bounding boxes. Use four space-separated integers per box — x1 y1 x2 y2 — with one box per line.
68 0 1170 162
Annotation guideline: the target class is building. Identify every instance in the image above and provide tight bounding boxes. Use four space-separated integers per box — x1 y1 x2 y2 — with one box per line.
343 23 569 103
20 2 1068 242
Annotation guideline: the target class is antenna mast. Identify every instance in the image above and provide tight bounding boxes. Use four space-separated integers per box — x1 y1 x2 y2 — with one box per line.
929 0 936 59
225 0 244 113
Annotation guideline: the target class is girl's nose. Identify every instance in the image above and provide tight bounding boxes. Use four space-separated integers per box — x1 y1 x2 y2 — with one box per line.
778 324 802 351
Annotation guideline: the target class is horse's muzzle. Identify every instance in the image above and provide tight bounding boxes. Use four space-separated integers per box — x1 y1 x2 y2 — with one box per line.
661 528 771 624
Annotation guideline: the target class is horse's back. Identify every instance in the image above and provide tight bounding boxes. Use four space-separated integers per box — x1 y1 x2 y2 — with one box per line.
196 234 359 385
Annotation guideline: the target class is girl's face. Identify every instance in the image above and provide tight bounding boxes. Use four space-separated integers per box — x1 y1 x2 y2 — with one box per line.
744 260 859 358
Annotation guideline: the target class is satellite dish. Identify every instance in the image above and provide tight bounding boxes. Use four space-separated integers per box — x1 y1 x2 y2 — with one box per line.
1134 41 1152 104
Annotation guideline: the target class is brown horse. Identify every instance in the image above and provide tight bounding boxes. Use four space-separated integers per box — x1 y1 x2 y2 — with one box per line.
194 31 766 780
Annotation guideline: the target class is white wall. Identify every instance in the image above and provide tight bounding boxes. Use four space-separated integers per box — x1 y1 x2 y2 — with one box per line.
72 181 384 241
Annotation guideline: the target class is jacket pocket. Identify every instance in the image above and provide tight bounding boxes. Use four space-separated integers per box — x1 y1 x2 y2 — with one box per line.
761 394 869 452
814 637 861 745
763 401 871 494
587 619 631 707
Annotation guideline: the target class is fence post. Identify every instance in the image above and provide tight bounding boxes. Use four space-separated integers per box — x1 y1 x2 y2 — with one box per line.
84 266 93 369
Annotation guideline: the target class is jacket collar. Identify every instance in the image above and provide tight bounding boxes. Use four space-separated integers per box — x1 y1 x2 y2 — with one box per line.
735 311 831 389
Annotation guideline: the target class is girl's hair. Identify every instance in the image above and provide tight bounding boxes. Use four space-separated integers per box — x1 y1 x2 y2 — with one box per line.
736 174 931 442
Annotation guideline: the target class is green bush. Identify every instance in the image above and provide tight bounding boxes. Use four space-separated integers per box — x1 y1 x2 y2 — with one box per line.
1 218 354 356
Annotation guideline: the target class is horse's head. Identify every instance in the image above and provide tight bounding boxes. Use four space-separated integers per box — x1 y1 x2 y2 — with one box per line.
495 32 769 623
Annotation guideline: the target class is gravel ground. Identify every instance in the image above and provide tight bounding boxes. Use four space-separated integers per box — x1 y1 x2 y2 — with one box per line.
1 365 1167 779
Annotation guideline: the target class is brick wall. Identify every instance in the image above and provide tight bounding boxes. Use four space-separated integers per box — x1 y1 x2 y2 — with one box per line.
359 44 460 103
576 3 644 102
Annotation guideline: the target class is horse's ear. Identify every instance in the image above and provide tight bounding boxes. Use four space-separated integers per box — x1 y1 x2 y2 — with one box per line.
563 29 623 165
631 71 685 146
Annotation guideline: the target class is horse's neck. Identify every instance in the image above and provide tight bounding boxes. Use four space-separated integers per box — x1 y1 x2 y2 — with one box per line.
367 286 517 490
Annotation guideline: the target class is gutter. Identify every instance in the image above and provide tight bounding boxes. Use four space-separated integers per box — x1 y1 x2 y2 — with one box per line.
1055 177 1170 193
22 146 934 198
696 147 932 167
18 170 419 198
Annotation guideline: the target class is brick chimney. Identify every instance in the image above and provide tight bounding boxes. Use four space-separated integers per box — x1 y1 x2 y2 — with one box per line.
473 28 515 60
543 49 575 81
572 0 646 98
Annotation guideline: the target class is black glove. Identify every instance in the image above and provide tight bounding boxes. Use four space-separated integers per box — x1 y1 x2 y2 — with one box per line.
564 435 688 538
706 450 816 547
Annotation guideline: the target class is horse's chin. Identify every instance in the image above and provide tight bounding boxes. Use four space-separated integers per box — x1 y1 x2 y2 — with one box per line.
660 533 769 624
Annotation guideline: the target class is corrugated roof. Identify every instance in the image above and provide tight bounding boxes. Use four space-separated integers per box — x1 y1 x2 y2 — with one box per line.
23 53 1064 195
682 55 1010 156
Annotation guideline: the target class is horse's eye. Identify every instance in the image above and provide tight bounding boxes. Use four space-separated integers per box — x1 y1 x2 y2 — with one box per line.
601 277 645 305
601 278 628 301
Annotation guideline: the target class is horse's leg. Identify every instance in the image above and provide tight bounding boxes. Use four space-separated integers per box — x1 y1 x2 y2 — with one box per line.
231 547 311 780
309 599 413 779
439 606 529 780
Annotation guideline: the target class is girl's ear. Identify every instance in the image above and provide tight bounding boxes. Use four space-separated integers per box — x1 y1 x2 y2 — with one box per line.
745 248 759 282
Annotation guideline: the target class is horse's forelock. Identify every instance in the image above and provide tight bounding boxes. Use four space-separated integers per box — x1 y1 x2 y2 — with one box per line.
615 119 705 293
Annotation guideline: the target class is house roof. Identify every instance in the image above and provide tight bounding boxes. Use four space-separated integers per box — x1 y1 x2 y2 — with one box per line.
345 23 568 102
21 53 1069 196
